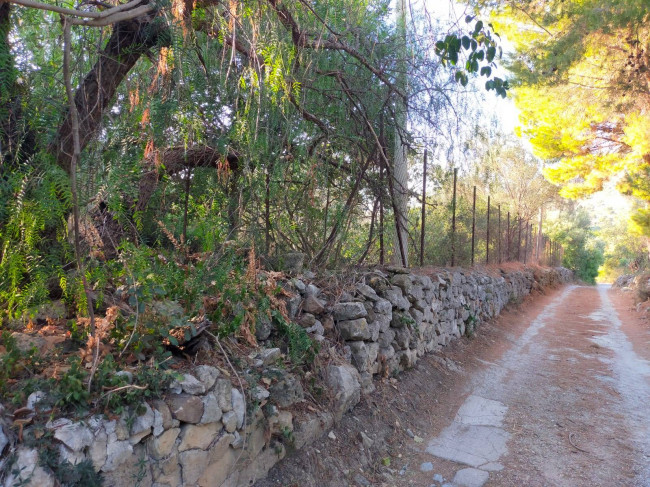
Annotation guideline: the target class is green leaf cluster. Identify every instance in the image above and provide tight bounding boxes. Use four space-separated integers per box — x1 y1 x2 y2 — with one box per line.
434 16 509 96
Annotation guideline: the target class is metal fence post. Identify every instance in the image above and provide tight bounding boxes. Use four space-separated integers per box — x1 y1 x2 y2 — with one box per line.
486 195 491 264
507 211 511 262
451 168 457 267
523 221 529 264
420 149 427 267
471 186 476 266
497 204 501 264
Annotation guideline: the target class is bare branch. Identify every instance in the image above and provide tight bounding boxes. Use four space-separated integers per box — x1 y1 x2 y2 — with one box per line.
9 0 145 19
69 4 154 26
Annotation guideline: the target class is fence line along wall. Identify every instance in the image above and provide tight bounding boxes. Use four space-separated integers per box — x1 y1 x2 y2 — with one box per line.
412 179 563 269
2 265 573 487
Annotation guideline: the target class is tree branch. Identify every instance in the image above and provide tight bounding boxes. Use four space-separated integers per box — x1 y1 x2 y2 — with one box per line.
9 0 149 20
55 11 165 172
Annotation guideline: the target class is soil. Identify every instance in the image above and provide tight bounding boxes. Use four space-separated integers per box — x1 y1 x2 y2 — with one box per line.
255 284 650 487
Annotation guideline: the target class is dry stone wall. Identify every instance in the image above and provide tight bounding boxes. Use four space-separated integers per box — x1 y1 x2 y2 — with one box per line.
1 266 572 487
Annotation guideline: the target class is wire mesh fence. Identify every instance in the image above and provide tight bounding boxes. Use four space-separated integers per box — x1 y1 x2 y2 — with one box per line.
408 167 563 268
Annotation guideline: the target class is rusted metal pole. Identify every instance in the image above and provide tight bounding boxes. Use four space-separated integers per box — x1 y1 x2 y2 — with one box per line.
523 221 529 264
498 204 501 264
530 224 535 263
536 206 543 262
507 211 511 262
486 195 491 264
451 168 458 267
517 215 522 262
551 240 555 266
420 149 427 267
471 186 476 266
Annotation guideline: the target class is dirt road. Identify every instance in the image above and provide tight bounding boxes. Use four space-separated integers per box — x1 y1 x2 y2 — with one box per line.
257 285 650 487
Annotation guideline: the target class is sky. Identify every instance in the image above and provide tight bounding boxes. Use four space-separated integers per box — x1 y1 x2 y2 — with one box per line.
424 0 520 135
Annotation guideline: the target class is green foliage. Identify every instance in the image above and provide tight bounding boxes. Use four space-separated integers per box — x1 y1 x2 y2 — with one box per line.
271 309 318 366
0 159 71 320
0 5 16 120
0 331 37 395
38 434 103 486
434 16 509 97
92 354 173 413
477 0 650 258
547 209 604 284
53 356 90 410
107 243 246 357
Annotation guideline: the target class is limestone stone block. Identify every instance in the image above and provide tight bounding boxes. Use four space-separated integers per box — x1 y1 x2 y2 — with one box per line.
298 313 316 327
378 329 396 348
332 302 367 321
152 400 173 434
197 434 237 487
390 273 413 295
102 437 133 472
325 364 361 420
50 420 93 452
179 373 206 395
292 412 334 449
194 365 220 391
130 402 155 440
89 427 108 471
231 388 246 429
179 422 220 452
356 283 379 301
167 394 204 424
222 411 238 433
269 374 304 408
148 427 180 460
348 341 369 372
394 328 411 350
382 286 410 311
337 318 371 341
179 448 210 485
214 378 233 412
3 448 55 487
302 295 325 315
152 455 182 486
201 393 223 424
374 297 392 316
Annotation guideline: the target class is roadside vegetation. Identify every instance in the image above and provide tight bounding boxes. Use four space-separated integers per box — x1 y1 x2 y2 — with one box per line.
0 0 647 415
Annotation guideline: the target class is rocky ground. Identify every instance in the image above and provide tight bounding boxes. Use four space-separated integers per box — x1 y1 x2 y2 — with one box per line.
256 284 650 487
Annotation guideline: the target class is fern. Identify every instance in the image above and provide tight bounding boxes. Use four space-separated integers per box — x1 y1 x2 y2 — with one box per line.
0 155 71 319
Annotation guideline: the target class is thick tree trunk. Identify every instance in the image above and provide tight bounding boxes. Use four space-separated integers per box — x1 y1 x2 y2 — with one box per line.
392 0 409 267
0 1 13 160
88 146 231 259
0 3 36 165
55 12 165 173
135 146 237 215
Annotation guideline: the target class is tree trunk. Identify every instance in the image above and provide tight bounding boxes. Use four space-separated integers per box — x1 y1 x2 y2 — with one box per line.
90 146 231 258
54 13 166 173
0 3 36 165
392 0 409 267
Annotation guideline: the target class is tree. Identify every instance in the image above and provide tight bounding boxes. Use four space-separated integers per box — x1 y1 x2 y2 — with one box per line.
464 133 558 222
0 0 510 320
474 0 650 239
546 207 604 284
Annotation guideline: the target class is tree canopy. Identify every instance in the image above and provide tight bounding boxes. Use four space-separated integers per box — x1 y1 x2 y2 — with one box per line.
474 0 650 237
0 0 512 319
